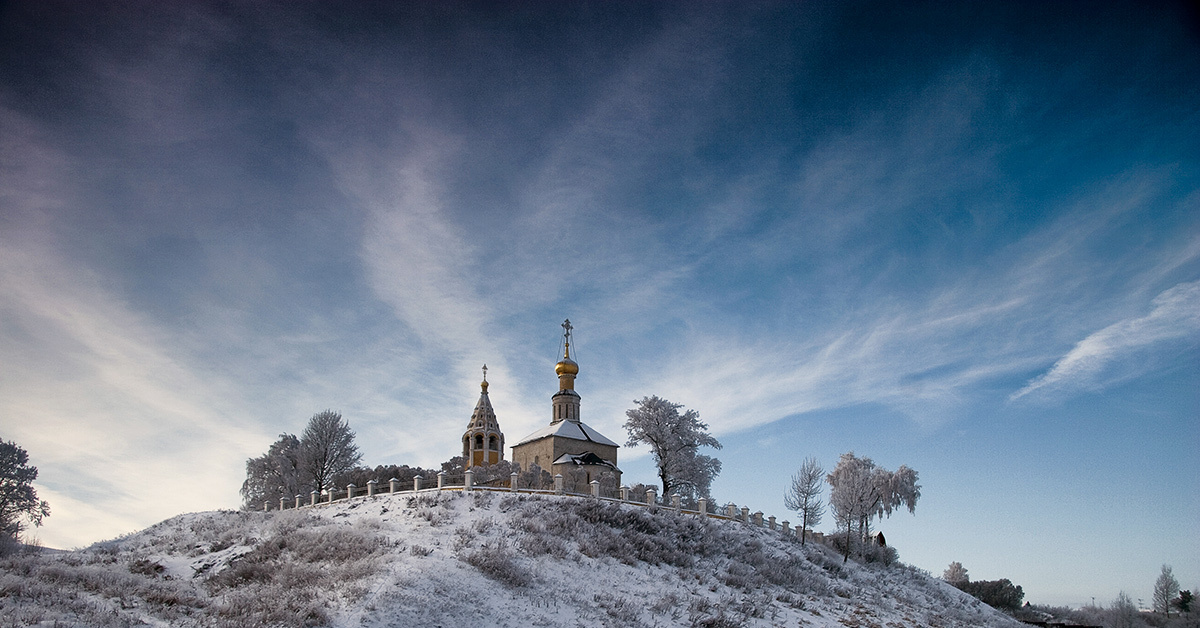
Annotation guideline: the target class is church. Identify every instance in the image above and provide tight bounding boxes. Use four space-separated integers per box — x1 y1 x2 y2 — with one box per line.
462 320 621 487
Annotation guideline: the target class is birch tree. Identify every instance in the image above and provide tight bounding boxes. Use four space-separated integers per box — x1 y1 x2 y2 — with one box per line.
240 433 302 509
826 452 920 559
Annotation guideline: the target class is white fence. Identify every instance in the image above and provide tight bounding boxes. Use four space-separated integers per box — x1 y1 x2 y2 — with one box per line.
262 469 825 544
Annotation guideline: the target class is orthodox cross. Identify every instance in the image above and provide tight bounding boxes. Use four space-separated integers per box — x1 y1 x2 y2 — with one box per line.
482 364 488 382
562 319 573 358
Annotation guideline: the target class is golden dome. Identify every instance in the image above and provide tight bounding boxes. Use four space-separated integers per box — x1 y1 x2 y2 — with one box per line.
555 358 578 376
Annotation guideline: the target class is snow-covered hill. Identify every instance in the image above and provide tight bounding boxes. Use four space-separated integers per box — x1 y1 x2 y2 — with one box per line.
0 490 1025 627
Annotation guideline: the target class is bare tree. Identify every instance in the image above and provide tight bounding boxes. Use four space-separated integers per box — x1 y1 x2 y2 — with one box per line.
784 457 824 545
624 396 722 502
299 410 362 495
943 561 969 584
240 433 302 509
0 439 50 546
1154 564 1180 615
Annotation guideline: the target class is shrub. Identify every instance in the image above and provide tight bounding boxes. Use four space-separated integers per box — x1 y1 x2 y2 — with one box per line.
458 543 532 588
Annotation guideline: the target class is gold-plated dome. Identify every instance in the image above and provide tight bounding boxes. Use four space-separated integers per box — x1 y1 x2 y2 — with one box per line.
555 319 579 389
555 358 578 376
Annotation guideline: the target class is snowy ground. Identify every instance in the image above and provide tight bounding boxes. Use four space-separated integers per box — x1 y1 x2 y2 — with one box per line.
0 489 1025 627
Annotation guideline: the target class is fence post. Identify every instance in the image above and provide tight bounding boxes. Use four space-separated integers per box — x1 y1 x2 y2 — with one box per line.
414 475 423 491
310 490 318 506
264 501 270 512
590 479 600 498
671 494 681 511
464 469 473 491
753 512 763 527
726 504 737 518
553 474 564 494
510 472 519 491
782 520 790 534
646 487 657 506
344 484 355 500
367 479 378 497
295 494 302 509
389 477 399 493
768 515 776 530
327 489 333 504
698 498 707 515
437 471 446 489
620 485 630 502
741 507 749 523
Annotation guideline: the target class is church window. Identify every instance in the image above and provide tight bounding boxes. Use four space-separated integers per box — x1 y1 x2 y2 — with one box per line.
488 435 497 450
474 434 483 448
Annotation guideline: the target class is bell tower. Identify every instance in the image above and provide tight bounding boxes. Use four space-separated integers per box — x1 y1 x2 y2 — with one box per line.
462 365 504 467
551 319 581 423
510 319 621 489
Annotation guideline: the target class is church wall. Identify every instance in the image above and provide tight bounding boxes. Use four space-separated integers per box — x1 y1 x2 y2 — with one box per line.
511 438 555 473
512 438 618 476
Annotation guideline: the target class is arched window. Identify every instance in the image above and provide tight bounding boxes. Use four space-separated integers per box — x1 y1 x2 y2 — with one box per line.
474 434 483 448
488 435 497 450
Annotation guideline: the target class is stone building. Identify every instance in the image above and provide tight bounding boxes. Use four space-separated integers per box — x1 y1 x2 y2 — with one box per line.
461 365 504 467
511 320 621 486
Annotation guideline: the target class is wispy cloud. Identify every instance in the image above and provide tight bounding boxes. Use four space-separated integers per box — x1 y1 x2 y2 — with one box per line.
1011 280 1200 400
0 237 267 547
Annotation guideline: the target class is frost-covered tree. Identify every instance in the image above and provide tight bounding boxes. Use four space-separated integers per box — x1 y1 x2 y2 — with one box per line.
1110 591 1141 628
515 463 552 490
943 561 969 584
331 463 440 492
298 410 362 495
624 396 722 503
467 460 518 487
826 452 920 560
1154 564 1180 615
0 439 50 545
240 433 302 509
784 457 824 545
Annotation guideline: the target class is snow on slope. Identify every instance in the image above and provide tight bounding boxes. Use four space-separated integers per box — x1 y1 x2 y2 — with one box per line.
0 490 1024 627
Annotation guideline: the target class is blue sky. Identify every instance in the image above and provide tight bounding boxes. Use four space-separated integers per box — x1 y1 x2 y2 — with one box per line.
1 0 1196 608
